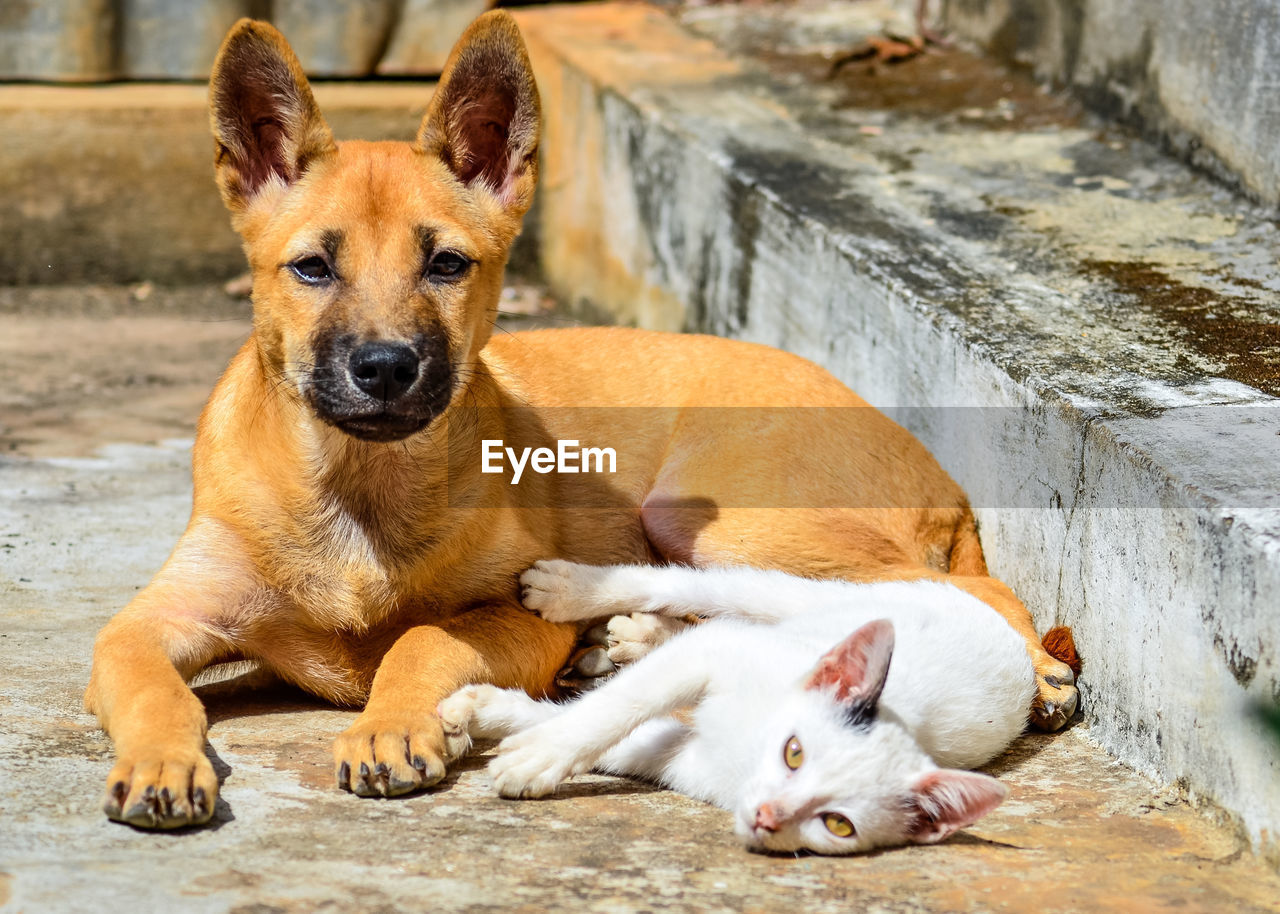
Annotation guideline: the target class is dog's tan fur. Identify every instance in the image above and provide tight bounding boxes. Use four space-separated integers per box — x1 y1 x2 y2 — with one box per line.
84 12 1076 829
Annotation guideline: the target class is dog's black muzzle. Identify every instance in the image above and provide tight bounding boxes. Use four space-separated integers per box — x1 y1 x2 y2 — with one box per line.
307 330 453 442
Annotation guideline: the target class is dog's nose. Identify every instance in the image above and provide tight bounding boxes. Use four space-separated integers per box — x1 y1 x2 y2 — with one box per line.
349 342 420 402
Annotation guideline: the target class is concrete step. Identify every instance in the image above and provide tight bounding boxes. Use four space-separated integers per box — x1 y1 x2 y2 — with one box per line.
3 301 1280 910
946 0 1280 208
514 2 1280 857
0 80 544 286
0 83 436 285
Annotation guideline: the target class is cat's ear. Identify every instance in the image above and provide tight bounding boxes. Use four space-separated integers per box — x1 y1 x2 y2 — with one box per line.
906 770 1008 844
804 619 894 711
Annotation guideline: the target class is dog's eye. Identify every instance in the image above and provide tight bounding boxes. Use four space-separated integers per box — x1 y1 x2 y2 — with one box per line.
426 251 471 281
291 256 334 284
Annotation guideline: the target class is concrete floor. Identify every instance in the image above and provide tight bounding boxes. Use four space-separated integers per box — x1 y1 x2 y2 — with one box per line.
517 0 1280 854
1 291 1278 912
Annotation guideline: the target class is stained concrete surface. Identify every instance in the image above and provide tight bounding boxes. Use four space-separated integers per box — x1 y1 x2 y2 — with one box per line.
515 2 1280 853
0 80 546 287
0 82 439 285
2 289 1280 912
0 0 490 80
944 0 1280 208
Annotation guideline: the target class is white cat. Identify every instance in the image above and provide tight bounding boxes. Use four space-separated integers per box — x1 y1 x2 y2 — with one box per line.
438 560 1038 854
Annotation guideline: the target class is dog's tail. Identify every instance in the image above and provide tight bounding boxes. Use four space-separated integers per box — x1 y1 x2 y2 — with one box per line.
949 509 1083 677
947 508 989 576
1042 626 1082 676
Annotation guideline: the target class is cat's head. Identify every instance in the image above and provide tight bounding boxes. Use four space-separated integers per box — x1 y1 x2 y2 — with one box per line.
734 619 1008 855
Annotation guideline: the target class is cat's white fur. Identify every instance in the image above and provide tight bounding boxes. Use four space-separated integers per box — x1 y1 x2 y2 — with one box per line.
439 560 1036 854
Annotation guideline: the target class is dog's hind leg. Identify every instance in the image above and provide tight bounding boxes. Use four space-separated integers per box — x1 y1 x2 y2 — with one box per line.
941 573 1078 731
637 495 1079 731
332 599 575 798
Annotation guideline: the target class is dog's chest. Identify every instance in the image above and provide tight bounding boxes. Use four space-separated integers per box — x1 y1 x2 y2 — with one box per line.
270 490 522 624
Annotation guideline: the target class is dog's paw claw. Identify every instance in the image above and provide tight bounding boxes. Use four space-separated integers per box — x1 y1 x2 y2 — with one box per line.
334 711 447 797
103 749 218 829
1030 660 1078 732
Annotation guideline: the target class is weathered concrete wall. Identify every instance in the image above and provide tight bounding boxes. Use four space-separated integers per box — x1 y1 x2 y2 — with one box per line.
0 82 545 285
120 0 250 79
0 83 439 284
944 0 1280 207
517 3 1280 857
0 0 118 81
0 0 490 79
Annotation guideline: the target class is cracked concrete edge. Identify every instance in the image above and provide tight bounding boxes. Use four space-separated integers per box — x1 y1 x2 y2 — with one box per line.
513 3 1280 857
942 0 1280 210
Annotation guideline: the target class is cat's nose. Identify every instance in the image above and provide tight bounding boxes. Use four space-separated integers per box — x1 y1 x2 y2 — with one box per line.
754 803 780 832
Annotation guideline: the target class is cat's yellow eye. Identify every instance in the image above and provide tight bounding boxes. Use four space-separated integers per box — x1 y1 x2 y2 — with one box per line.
783 736 804 770
823 812 855 838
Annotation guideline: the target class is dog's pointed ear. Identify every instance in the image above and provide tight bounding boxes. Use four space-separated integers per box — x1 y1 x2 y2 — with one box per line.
415 10 540 215
208 18 336 213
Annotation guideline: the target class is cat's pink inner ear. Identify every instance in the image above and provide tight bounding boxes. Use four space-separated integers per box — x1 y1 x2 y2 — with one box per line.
804 618 894 706
907 770 1008 844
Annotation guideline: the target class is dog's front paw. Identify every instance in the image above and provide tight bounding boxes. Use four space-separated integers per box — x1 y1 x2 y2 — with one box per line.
333 710 446 797
489 727 583 798
103 744 218 829
520 560 610 623
1030 658 1079 732
606 612 688 664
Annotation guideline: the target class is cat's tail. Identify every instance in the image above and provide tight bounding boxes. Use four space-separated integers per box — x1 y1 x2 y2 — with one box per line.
1042 626 1082 676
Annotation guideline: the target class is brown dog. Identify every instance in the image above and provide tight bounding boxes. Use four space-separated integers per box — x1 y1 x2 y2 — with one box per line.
83 11 1077 829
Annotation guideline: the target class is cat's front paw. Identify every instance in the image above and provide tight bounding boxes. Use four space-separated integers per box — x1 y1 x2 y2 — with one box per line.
438 685 491 762
520 560 611 623
606 612 688 664
440 683 552 763
489 727 585 798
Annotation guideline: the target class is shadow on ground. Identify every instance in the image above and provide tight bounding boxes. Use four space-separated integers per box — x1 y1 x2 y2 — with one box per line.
1 292 1277 913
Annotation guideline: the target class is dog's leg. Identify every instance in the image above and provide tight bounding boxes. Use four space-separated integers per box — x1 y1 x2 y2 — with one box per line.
84 521 248 828
333 600 575 797
945 575 1078 731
